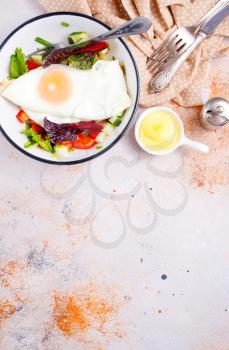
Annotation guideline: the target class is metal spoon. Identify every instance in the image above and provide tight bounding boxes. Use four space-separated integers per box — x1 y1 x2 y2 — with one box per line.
40 17 151 67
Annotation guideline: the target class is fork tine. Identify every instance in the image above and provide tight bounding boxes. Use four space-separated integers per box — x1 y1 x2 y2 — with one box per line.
152 47 171 62
150 52 175 74
146 59 157 70
148 51 173 73
147 24 197 77
147 36 173 61
148 52 175 75
146 44 172 68
148 42 170 62
155 31 180 52
147 52 166 69
152 42 177 62
147 47 174 71
147 26 186 58
147 36 187 71
147 51 172 71
147 31 181 64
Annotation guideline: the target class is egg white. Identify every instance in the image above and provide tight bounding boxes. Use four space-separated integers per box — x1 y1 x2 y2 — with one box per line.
1 60 131 125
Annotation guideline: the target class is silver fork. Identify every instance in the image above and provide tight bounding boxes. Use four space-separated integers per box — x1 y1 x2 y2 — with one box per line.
150 3 229 93
146 0 228 77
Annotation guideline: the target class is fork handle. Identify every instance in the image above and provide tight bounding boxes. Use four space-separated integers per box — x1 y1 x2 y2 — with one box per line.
150 33 205 93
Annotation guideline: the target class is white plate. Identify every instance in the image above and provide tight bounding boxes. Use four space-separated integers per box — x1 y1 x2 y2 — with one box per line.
0 12 139 164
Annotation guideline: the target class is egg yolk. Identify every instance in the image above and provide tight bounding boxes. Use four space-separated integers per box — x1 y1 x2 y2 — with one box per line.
139 111 181 152
39 68 73 104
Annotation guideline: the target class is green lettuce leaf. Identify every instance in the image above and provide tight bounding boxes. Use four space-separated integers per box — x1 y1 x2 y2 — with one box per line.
9 48 28 79
21 124 54 153
9 55 19 79
16 48 28 76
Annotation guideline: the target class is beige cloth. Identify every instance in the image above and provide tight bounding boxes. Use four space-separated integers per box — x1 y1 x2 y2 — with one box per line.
37 0 229 107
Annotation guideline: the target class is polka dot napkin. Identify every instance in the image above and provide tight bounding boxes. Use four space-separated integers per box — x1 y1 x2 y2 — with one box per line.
37 0 229 107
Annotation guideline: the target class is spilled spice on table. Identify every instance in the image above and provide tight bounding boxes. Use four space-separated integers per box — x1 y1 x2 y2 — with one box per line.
0 259 28 309
210 65 229 100
51 282 129 348
179 106 229 189
168 57 229 190
0 261 19 287
62 223 73 236
53 294 90 334
0 300 16 326
52 286 117 337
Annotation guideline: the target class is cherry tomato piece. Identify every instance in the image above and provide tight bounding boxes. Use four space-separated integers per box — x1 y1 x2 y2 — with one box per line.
73 134 96 149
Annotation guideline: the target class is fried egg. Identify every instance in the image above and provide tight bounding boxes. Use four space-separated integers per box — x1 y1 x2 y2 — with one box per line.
1 60 131 125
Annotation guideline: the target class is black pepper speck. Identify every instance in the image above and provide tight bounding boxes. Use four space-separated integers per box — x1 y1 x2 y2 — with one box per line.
161 274 167 280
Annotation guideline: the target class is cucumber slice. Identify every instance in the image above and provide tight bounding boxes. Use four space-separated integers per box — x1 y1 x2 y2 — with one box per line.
68 32 90 44
98 47 109 61
98 53 109 61
95 131 107 143
116 110 125 118
109 116 122 127
95 123 115 143
99 47 109 55
54 145 70 158
31 54 43 65
103 122 115 136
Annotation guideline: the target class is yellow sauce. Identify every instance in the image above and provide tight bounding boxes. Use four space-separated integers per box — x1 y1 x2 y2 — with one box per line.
139 110 181 152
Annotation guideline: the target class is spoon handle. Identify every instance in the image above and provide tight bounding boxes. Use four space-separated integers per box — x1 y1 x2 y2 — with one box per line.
92 17 152 42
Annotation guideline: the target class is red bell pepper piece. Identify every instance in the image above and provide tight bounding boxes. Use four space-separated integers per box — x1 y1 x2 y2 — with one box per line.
88 129 101 139
74 121 104 138
31 122 45 134
73 134 96 149
27 59 41 71
65 41 108 59
16 110 29 123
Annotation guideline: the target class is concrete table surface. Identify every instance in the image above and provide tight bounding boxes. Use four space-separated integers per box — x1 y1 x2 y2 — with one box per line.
0 1 229 349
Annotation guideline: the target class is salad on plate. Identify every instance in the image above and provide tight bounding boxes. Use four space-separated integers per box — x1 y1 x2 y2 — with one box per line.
0 27 131 157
